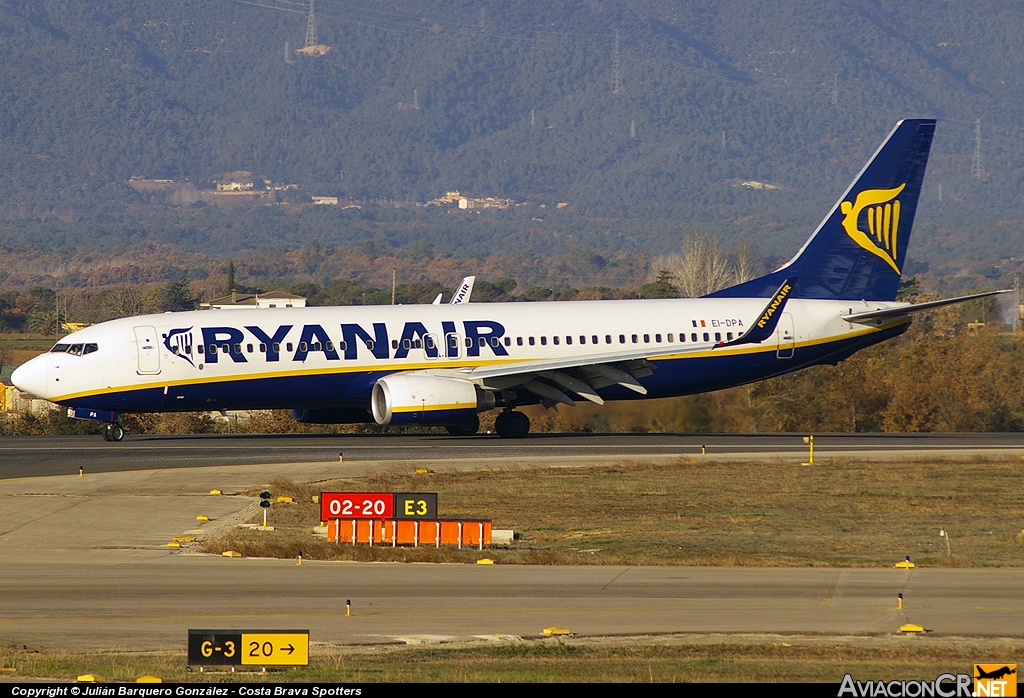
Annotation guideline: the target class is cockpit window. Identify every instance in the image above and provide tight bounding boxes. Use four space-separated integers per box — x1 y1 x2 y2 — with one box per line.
49 342 98 355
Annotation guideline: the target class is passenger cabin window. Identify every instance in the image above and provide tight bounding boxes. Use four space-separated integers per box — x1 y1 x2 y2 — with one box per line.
540 337 547 346
529 337 535 346
553 336 560 345
516 337 523 346
286 343 294 352
727 332 734 341
643 334 650 343
631 334 638 344
592 335 598 344
714 333 721 342
504 337 511 346
564 336 570 345
691 333 697 342
619 335 625 344
703 333 709 342
667 333 674 342
259 343 267 353
605 335 612 344
655 334 662 343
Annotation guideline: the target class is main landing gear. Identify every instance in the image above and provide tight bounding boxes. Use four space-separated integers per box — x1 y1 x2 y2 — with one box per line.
494 410 530 439
102 423 125 442
445 414 480 437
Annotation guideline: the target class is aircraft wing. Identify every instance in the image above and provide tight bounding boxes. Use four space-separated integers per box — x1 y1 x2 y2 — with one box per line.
430 340 715 406
842 289 1010 324
421 285 793 407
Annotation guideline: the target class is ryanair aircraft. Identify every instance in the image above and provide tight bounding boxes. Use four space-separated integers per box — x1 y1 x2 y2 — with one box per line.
11 119 1005 440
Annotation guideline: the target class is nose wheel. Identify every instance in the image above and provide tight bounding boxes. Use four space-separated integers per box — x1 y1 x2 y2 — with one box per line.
494 411 530 438
102 424 125 442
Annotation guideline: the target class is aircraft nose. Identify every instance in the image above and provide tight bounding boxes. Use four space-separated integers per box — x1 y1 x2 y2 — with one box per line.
11 355 49 399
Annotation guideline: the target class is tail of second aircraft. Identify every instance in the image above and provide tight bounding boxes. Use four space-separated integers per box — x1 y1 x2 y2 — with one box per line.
710 118 936 302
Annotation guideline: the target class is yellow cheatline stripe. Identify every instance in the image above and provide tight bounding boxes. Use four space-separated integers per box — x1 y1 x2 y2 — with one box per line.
648 319 904 361
48 356 523 402
49 321 904 403
392 403 475 414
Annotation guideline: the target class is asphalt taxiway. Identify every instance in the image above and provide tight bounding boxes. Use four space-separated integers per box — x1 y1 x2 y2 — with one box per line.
1 451 1022 651
3 432 1024 479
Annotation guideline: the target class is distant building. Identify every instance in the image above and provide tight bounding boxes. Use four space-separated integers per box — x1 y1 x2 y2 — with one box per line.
217 181 254 191
311 196 339 205
200 291 307 310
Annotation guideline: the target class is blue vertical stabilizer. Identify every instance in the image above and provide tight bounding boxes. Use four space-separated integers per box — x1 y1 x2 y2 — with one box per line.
710 119 936 301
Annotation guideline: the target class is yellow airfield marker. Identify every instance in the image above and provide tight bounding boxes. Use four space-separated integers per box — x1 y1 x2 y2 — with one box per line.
136 676 163 683
476 558 495 565
542 627 572 636
166 541 181 548
210 489 222 495
77 674 105 682
895 556 915 569
277 496 293 503
173 536 196 542
415 468 431 474
196 515 209 521
900 624 925 633
222 550 242 558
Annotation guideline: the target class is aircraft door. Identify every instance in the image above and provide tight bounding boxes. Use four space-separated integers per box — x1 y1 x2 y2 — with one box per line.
134 326 162 375
445 333 461 359
776 313 795 359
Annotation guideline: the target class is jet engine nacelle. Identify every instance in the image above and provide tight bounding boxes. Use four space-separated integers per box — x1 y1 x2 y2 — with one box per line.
372 373 495 426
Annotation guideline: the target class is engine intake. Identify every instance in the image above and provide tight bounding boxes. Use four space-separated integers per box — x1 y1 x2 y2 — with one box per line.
372 374 495 426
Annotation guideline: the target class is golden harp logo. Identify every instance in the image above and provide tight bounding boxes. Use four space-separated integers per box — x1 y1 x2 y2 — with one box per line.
840 183 906 274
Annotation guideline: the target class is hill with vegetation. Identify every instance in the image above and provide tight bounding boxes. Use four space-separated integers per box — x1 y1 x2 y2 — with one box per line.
2 0 1024 287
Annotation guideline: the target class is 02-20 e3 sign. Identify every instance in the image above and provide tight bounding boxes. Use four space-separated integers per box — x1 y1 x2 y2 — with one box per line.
320 492 394 520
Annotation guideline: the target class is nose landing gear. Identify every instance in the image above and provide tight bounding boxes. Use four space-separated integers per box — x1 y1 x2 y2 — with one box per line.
102 423 125 442
494 410 530 438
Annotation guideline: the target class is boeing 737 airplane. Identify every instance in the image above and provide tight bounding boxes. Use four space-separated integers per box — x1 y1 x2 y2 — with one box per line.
11 119 1007 440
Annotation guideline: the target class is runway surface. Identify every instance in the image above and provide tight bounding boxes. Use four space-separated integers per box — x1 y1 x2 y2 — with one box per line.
4 432 1024 480
1 452 1023 653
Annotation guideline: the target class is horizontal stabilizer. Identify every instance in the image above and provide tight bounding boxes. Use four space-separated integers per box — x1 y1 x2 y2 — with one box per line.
842 289 1010 323
717 279 795 348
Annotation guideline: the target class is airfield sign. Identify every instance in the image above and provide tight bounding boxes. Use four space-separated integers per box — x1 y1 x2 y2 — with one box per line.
188 629 309 666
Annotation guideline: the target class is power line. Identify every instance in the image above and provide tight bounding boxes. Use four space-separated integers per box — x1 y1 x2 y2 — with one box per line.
611 29 622 92
304 0 318 48
971 118 985 180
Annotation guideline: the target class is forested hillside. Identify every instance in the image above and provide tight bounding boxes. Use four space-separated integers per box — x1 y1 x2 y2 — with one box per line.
2 0 1024 280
